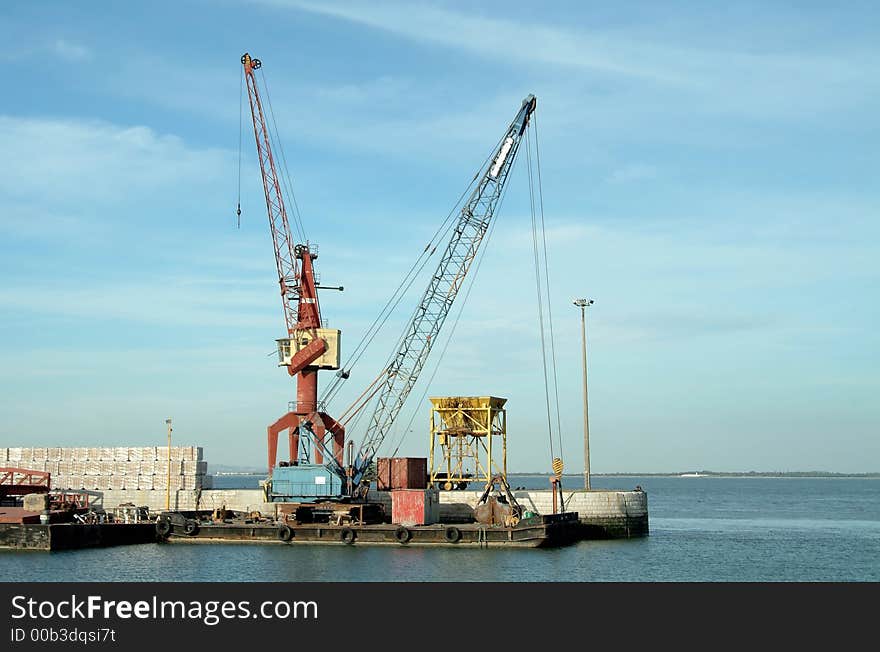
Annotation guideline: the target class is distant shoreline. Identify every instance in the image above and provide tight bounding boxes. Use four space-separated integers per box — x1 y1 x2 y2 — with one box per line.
210 469 880 479
544 472 878 479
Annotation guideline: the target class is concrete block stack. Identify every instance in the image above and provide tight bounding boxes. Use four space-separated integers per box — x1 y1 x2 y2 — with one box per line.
0 446 209 493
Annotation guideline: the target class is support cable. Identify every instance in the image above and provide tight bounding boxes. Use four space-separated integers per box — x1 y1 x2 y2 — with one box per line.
387 151 517 458
237 68 243 229
534 114 565 467
526 126 556 466
259 69 308 244
319 135 506 408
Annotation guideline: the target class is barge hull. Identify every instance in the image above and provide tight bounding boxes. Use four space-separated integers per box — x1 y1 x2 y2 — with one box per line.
163 513 580 549
0 523 157 551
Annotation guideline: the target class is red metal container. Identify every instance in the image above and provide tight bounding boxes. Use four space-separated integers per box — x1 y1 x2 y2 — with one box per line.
376 457 427 490
390 457 427 490
391 489 439 526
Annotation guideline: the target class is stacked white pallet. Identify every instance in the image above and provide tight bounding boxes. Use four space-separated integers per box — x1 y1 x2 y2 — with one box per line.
154 460 184 475
83 460 100 475
2 445 210 493
42 461 61 475
182 461 208 475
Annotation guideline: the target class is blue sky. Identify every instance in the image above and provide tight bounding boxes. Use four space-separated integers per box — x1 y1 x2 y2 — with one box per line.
1 1 878 473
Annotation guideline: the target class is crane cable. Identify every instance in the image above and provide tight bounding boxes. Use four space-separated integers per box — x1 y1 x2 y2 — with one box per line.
374 131 509 379
526 121 564 482
534 112 566 471
318 132 507 409
388 155 516 458
236 68 243 228
259 68 308 245
339 131 503 378
385 123 526 457
318 189 466 406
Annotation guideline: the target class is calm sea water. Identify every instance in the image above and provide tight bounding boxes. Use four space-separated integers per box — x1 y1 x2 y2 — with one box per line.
2 475 877 582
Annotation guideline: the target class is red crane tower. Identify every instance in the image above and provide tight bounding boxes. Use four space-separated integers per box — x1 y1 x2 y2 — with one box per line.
241 53 345 475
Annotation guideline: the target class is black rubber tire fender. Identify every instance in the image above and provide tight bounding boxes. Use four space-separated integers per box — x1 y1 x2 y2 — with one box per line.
394 526 412 544
444 526 461 543
277 524 293 542
183 519 199 536
155 517 172 538
340 527 356 545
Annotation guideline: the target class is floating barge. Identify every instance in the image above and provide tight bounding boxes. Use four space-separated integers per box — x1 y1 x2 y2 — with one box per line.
158 511 581 548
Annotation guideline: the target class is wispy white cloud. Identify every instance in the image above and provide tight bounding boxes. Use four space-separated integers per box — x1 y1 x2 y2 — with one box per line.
0 39 93 63
52 39 92 61
0 276 276 328
259 0 685 83
0 115 231 205
606 164 658 185
260 0 879 123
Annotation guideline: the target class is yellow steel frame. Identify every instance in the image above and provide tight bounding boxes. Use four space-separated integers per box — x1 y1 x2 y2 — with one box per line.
428 397 507 490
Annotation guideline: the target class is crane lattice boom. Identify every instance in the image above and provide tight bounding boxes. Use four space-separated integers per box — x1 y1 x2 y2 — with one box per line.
242 52 300 336
353 94 537 482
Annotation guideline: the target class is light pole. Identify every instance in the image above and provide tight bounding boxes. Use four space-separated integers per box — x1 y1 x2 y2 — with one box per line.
573 299 594 490
165 418 172 511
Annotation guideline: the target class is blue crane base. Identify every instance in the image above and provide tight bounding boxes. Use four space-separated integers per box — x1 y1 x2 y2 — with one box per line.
269 464 346 503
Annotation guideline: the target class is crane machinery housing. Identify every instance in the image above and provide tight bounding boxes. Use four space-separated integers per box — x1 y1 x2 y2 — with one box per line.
241 52 536 511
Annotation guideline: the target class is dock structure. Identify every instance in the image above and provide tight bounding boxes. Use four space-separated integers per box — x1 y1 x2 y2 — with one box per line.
1 445 648 549
42 487 645 539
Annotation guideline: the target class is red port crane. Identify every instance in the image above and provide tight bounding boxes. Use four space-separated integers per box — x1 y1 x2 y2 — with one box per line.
241 53 345 475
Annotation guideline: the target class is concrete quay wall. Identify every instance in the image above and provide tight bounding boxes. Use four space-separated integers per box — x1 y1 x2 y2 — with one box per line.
95 488 273 515
433 489 649 538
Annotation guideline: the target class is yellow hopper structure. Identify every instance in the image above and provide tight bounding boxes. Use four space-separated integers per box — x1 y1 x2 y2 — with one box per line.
428 396 507 490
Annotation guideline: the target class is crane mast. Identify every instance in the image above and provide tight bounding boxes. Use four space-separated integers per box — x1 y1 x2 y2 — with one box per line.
352 94 537 486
